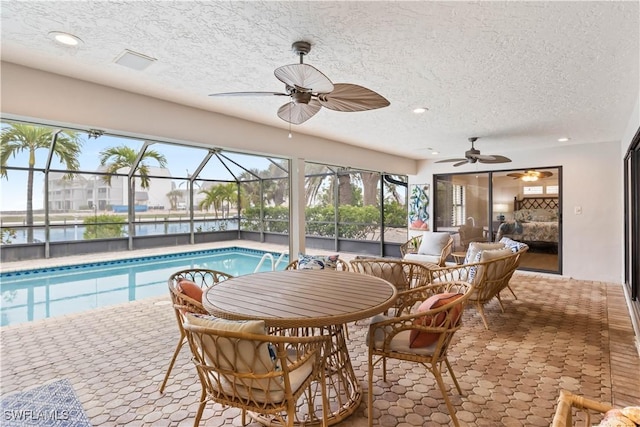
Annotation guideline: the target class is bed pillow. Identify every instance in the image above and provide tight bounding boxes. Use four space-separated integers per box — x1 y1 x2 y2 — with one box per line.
513 209 532 222
177 279 203 303
298 253 339 270
409 293 464 348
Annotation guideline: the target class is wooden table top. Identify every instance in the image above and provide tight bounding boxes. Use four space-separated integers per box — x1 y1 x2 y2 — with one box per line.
202 269 397 328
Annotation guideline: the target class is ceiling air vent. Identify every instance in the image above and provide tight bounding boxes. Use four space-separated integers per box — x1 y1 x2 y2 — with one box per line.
114 49 156 71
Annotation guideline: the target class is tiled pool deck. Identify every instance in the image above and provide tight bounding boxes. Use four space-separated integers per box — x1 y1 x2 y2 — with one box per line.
1 241 638 426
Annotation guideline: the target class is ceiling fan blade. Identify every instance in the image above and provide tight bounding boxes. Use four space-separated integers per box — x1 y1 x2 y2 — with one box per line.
277 100 321 125
474 154 496 161
435 158 467 163
274 64 334 93
479 155 512 164
317 83 390 112
209 91 288 97
453 160 469 167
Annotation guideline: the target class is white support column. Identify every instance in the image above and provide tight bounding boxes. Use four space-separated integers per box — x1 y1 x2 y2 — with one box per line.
289 157 306 257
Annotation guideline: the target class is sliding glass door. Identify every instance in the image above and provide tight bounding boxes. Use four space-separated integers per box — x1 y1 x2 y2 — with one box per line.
624 130 639 320
434 167 562 274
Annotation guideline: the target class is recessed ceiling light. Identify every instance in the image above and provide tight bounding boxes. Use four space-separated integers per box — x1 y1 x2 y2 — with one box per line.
49 31 83 47
432 151 439 155
558 137 570 142
413 107 428 114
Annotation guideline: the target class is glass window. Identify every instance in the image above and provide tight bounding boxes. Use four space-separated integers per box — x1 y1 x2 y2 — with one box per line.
523 186 544 195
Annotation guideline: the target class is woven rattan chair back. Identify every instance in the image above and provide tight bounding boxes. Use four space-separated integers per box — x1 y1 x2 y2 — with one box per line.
159 268 233 393
367 281 474 427
430 247 527 329
349 258 432 315
183 322 330 427
399 234 454 266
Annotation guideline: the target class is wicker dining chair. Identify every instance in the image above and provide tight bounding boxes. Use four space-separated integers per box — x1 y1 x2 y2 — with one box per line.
160 268 233 393
366 281 474 427
349 258 433 316
183 315 331 427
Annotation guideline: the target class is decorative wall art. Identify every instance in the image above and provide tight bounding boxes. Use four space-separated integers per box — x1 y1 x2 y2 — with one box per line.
409 184 430 230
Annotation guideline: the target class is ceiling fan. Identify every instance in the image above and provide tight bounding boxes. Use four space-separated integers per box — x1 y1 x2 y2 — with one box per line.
435 137 512 167
507 170 553 181
209 41 390 125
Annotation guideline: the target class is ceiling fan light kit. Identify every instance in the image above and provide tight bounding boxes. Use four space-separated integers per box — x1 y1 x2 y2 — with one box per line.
435 137 512 167
209 41 390 125
507 170 553 181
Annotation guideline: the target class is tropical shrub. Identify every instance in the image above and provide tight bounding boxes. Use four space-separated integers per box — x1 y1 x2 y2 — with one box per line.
83 214 126 239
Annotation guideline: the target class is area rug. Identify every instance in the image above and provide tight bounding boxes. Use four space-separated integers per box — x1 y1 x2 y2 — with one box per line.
0 378 92 426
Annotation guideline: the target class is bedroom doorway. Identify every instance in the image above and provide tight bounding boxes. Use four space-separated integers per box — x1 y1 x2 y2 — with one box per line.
433 167 562 274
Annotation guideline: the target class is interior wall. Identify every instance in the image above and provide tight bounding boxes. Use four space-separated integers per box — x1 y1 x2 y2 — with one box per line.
0 61 417 176
414 140 623 283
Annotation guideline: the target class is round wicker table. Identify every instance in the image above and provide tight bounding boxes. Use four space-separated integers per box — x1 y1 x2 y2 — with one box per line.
202 269 397 426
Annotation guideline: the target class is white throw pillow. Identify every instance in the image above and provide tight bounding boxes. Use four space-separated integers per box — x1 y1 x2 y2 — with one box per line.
417 232 451 256
464 242 506 264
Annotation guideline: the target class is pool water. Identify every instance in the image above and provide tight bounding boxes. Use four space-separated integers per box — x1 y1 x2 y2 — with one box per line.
0 247 289 327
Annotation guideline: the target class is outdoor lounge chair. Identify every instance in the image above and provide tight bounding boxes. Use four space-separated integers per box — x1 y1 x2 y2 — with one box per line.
430 240 528 329
400 232 453 266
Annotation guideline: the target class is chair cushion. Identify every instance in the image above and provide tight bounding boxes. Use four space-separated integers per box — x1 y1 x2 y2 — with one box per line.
470 247 514 284
464 242 505 264
298 253 339 270
185 314 279 392
409 293 463 348
403 253 441 265
417 232 451 256
177 279 203 303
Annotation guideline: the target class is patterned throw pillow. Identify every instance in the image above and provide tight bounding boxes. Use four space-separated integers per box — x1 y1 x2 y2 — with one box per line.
298 253 339 270
499 237 529 253
409 293 464 348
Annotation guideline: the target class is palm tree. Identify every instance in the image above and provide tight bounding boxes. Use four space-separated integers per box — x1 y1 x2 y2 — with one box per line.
199 183 236 217
1 124 82 242
99 144 168 205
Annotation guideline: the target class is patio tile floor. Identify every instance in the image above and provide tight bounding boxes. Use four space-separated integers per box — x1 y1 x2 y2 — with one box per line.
1 244 638 426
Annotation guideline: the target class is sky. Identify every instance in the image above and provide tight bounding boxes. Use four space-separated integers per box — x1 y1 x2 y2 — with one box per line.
0 129 277 211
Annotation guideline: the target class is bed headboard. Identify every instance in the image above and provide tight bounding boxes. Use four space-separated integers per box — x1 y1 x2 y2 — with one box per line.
514 196 559 211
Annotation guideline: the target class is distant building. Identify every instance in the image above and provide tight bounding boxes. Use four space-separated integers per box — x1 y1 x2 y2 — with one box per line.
47 167 174 212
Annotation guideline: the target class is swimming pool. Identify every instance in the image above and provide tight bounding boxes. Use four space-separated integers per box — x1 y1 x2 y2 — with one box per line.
0 247 289 327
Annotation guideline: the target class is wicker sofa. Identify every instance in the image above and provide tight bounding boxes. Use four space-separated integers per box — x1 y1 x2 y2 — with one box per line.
429 240 528 329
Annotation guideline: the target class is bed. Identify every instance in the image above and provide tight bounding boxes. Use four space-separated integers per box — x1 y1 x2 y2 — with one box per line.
495 196 559 246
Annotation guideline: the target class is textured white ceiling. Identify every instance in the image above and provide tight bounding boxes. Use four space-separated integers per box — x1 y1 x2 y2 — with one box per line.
1 1 638 161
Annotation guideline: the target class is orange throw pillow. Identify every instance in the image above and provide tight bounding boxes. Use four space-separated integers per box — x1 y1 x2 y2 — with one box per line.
409 293 463 348
177 279 203 303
